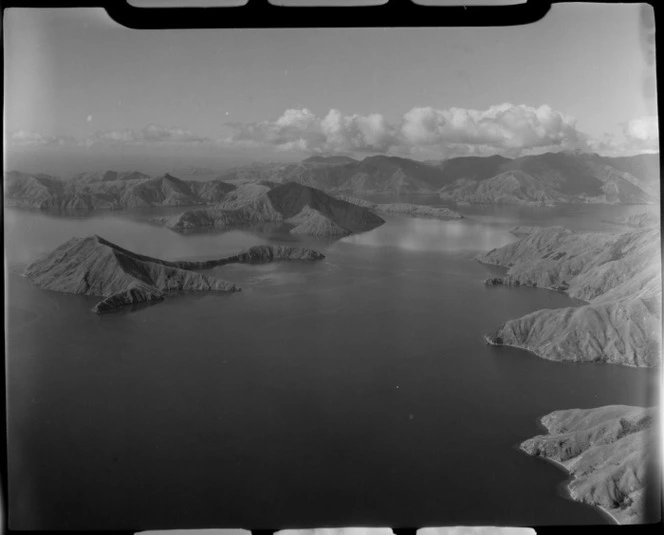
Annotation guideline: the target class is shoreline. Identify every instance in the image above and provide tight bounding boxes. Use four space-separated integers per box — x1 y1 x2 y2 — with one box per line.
482 335 646 369
518 441 623 525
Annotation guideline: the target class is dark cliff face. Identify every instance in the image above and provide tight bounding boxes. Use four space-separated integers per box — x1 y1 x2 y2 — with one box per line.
477 224 661 367
266 182 385 233
23 237 324 313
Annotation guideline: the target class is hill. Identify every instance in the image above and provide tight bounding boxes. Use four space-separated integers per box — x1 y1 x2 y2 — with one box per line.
4 171 236 213
521 405 659 524
24 236 324 313
7 152 657 212
477 223 661 367
165 182 386 237
215 152 658 204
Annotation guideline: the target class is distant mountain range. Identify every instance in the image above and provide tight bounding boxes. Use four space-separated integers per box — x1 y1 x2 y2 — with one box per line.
217 151 660 204
5 152 659 214
4 171 235 212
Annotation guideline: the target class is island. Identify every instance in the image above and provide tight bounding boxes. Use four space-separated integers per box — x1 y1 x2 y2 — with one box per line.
24 236 325 313
520 405 658 524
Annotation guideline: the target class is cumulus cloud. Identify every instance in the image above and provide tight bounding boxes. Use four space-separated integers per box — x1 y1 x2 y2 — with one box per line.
589 115 659 156
227 107 396 153
7 109 658 159
400 103 583 150
226 103 590 156
320 109 397 152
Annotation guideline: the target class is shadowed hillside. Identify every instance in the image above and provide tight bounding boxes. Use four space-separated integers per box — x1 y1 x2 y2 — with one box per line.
166 182 385 237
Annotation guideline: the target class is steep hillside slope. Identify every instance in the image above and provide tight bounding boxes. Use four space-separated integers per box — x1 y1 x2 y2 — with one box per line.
521 405 659 524
477 226 661 367
439 170 564 205
166 182 385 237
24 236 324 313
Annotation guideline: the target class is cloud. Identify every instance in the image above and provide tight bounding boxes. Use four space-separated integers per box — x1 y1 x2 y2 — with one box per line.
227 108 396 153
7 109 658 159
320 109 397 152
400 103 584 150
624 116 659 141
226 103 592 156
88 124 210 146
589 115 659 156
8 130 76 147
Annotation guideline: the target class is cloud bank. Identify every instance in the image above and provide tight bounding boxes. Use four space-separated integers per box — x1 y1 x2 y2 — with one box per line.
225 103 589 156
7 105 659 159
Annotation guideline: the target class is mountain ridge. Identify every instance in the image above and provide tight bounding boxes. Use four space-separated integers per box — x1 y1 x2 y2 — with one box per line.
6 152 659 211
215 151 659 203
5 171 237 213
165 181 386 237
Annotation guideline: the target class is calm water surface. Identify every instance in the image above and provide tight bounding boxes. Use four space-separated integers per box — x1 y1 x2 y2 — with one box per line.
4 206 658 530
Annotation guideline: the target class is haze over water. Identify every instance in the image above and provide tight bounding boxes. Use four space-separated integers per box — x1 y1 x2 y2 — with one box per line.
5 205 657 530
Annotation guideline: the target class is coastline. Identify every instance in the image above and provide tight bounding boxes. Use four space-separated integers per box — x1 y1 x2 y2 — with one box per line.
518 444 622 525
482 334 644 369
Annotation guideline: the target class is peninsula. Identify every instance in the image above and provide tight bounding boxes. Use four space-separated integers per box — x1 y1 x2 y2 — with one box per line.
24 236 325 313
521 405 658 524
477 219 661 367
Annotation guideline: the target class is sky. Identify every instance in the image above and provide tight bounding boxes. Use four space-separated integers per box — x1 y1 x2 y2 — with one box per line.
3 3 659 176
